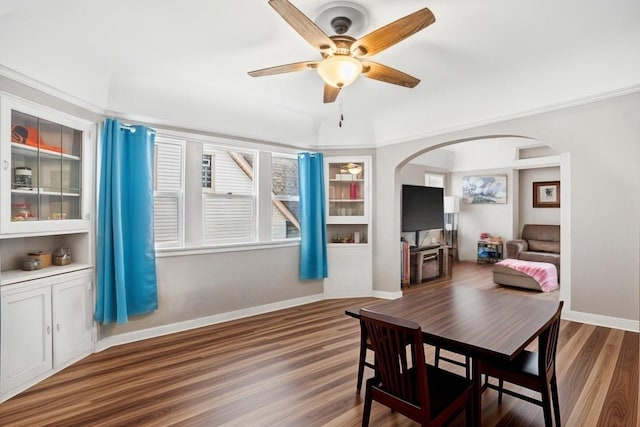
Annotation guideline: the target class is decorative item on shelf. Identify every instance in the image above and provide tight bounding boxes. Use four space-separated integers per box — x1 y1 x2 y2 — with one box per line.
14 167 33 189
13 123 66 152
22 256 42 271
53 247 72 266
48 212 67 220
332 234 356 243
11 203 34 221
345 162 362 177
349 182 358 199
11 125 28 144
480 232 490 240
28 251 51 268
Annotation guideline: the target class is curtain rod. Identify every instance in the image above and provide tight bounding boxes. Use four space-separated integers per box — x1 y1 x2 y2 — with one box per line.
119 123 156 135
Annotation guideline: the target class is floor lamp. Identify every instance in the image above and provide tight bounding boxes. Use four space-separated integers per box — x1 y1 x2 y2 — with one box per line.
444 196 460 262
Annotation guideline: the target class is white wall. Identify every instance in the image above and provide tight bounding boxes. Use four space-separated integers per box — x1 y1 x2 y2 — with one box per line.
99 246 323 339
518 167 561 230
373 92 640 327
399 163 441 186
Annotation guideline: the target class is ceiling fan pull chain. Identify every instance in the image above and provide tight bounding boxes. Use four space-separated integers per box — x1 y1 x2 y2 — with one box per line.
339 97 344 127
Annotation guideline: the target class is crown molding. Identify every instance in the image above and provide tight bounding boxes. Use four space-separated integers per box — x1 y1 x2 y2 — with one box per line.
0 65 104 114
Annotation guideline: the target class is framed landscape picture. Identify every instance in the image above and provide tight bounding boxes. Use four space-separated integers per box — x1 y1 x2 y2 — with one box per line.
462 175 507 204
533 181 560 208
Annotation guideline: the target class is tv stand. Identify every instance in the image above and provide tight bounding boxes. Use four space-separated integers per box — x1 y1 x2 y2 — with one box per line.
409 246 452 285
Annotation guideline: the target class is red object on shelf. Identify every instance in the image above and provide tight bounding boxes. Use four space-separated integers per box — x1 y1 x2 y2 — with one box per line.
24 127 64 153
349 182 358 199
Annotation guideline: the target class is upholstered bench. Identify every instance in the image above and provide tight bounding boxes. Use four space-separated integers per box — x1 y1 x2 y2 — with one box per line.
493 258 559 292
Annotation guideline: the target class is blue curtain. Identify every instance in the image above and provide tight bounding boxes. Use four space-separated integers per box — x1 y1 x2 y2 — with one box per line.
297 152 328 280
95 118 158 324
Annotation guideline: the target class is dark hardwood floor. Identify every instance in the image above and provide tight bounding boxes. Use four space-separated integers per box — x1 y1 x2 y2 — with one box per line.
0 262 637 426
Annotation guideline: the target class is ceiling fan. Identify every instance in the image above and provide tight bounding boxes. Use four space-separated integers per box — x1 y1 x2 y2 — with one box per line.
248 0 436 103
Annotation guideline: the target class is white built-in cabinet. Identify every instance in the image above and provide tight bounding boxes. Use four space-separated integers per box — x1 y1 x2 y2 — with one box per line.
0 94 96 402
323 156 372 297
0 270 93 402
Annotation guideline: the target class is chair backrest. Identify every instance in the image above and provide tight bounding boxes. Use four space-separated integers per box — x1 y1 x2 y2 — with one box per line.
360 309 429 415
538 301 564 376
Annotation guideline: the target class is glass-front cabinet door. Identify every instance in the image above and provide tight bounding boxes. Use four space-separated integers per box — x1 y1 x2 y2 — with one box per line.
324 156 370 224
1 96 94 234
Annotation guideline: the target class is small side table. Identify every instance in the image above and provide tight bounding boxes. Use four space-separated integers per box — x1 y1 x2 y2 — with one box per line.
477 241 503 264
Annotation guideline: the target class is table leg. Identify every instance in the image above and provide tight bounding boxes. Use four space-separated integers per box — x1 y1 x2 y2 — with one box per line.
471 358 481 426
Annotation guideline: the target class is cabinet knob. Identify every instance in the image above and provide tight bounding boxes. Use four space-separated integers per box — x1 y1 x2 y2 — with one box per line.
57 324 61 332
3 160 8 170
47 326 51 335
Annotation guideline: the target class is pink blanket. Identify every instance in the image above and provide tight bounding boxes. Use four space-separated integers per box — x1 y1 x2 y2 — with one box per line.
496 259 559 292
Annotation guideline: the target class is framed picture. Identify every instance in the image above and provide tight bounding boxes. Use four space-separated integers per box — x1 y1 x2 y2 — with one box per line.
533 181 560 208
462 175 507 204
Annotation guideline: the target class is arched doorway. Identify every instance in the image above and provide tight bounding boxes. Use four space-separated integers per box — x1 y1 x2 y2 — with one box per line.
372 135 570 305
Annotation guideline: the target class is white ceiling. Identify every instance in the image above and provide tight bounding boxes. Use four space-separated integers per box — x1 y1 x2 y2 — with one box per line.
1 0 639 148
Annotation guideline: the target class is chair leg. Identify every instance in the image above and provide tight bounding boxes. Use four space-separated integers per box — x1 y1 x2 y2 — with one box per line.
497 378 504 403
465 400 473 426
361 384 373 427
356 340 367 391
551 375 561 427
541 382 554 427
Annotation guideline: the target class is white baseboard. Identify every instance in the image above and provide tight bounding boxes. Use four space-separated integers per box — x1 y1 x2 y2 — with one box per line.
372 290 403 300
323 290 373 299
563 309 639 333
95 293 325 352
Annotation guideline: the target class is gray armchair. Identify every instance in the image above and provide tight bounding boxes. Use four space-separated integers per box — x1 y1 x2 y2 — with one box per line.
506 224 560 280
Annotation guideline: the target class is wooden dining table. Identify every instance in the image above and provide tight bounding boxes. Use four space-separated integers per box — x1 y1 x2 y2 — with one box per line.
345 286 561 426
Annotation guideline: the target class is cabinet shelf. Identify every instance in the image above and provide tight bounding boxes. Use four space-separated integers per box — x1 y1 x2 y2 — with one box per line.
0 263 93 287
11 142 81 161
12 188 81 197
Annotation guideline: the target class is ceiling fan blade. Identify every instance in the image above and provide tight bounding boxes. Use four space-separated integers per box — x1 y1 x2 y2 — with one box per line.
268 0 336 54
361 61 420 88
351 8 435 58
248 61 318 77
323 84 341 103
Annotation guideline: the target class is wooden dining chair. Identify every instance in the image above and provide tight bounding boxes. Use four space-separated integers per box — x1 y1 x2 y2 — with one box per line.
480 301 564 427
360 308 473 427
434 346 471 380
356 320 375 391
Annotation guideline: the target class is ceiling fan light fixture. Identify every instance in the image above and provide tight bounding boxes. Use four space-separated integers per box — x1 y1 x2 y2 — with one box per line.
317 55 362 88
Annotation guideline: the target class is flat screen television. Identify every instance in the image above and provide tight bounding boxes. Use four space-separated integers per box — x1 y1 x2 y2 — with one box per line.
401 185 444 233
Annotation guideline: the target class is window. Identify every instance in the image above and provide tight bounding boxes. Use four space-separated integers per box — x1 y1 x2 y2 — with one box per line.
271 155 300 240
153 131 301 251
154 138 185 248
425 173 445 188
202 147 256 244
